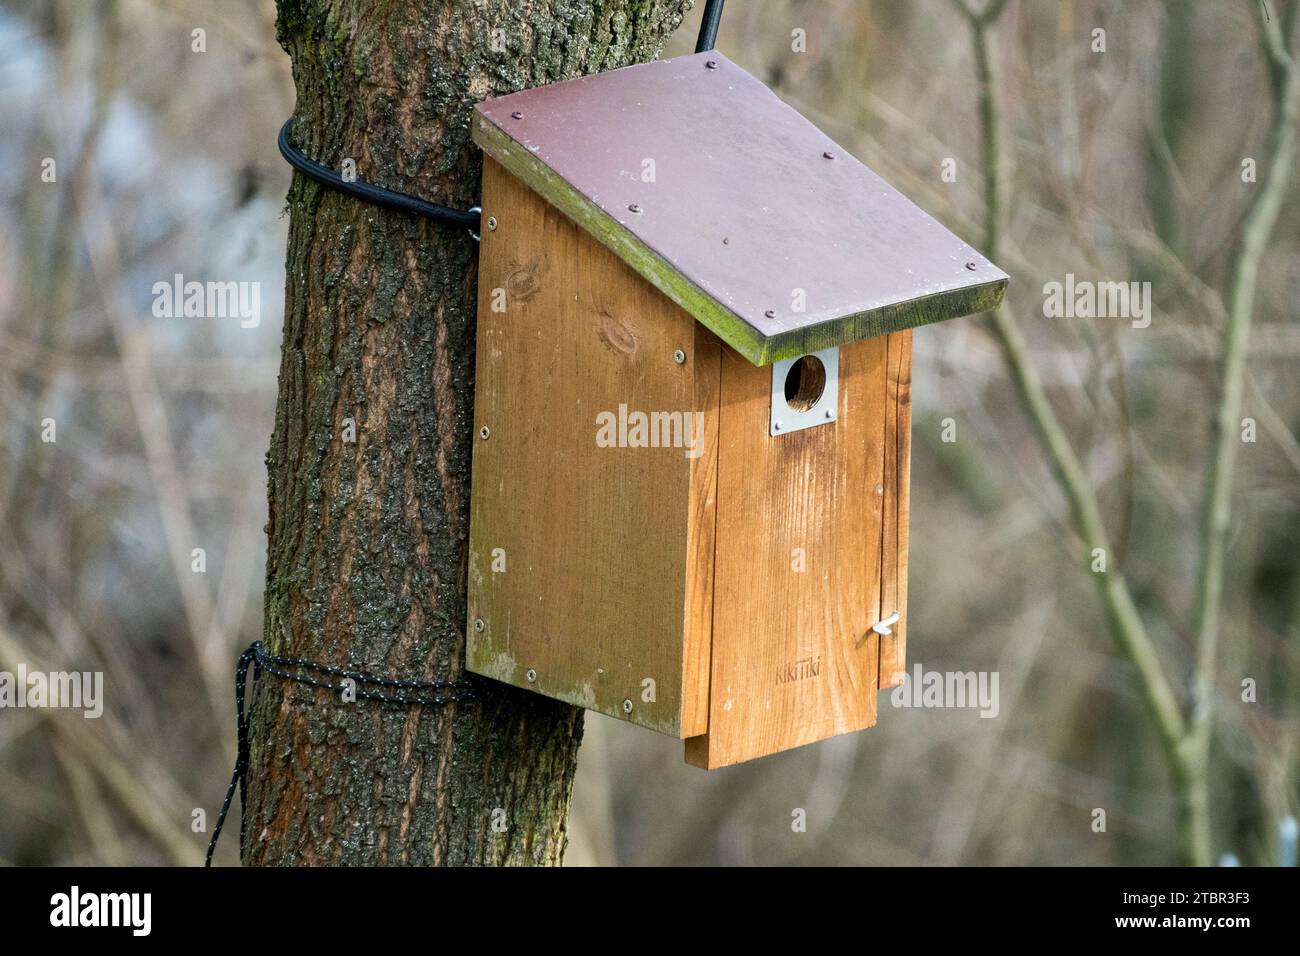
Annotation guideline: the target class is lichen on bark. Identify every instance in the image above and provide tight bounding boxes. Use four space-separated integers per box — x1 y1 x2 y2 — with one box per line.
245 0 692 866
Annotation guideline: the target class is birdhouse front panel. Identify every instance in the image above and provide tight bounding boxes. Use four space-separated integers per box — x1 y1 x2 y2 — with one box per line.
466 50 1007 767
683 331 913 769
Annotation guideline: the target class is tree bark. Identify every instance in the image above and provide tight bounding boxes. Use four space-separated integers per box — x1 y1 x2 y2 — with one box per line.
245 0 692 866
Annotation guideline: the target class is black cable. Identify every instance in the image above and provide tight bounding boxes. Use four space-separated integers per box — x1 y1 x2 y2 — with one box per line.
205 640 476 866
277 118 481 232
278 0 728 229
695 0 726 52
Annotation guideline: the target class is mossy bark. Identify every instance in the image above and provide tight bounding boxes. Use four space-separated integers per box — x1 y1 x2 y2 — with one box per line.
246 0 692 866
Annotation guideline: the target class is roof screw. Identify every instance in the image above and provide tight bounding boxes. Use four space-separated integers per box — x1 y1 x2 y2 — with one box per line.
628 203 642 214
823 150 836 160
825 408 835 419
764 308 776 318
965 261 978 271
487 216 497 231
622 698 634 714
673 349 687 364
510 110 524 120
525 668 537 683
479 425 491 440
473 618 485 633
705 60 718 70
722 237 730 245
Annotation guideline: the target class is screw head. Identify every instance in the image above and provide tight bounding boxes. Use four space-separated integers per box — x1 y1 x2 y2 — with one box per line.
705 60 718 70
622 698 634 714
673 349 686 364
764 308 776 318
473 618 485 633
774 421 783 431
722 237 730 245
628 203 642 214
479 425 491 440
823 150 836 160
825 408 835 419
965 261 978 271
510 110 524 120
525 668 537 683
487 216 497 231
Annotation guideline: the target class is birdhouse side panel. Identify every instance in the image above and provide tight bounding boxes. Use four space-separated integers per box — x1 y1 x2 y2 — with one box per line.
467 158 712 736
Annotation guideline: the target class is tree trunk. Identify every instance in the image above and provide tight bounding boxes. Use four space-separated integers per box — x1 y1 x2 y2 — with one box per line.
245 0 692 866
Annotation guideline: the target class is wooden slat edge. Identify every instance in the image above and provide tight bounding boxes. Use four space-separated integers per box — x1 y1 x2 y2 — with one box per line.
878 330 913 689
680 326 723 737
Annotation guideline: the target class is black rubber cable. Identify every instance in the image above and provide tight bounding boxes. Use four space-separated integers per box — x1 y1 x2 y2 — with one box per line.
275 3 727 228
276 118 481 231
695 0 726 53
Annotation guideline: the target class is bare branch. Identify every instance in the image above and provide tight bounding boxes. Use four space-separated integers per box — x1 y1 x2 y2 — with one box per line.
1189 0 1299 768
951 0 1207 862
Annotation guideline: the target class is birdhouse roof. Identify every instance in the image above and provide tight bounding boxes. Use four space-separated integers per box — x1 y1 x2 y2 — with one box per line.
473 51 1007 366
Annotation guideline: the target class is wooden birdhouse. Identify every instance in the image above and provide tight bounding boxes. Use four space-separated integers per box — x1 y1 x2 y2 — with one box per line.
465 51 1007 768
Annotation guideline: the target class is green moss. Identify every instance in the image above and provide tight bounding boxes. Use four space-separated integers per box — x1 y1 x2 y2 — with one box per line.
474 115 1008 365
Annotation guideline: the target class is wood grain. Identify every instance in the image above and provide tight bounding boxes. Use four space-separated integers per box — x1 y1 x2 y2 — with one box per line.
877 331 913 689
685 336 889 769
680 324 723 736
467 158 711 737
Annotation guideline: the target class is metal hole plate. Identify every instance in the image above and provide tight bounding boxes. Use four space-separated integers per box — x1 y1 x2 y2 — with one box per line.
770 346 838 437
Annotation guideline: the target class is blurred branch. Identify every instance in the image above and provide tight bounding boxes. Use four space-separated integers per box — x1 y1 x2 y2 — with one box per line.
948 0 1201 861
76 193 228 726
0 624 206 866
1244 373 1300 477
0 334 280 392
0 0 114 546
1189 0 1299 834
54 743 128 866
953 0 1300 867
948 0 1009 27
1113 225 1300 478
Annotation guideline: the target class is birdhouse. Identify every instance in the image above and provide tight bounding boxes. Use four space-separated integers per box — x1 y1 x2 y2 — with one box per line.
465 51 1007 768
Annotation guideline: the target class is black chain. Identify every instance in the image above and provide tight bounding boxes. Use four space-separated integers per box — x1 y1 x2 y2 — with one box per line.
205 640 476 867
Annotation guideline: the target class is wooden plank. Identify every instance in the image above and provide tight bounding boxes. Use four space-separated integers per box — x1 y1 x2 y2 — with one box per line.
877 331 913 689
685 336 887 769
467 158 711 737
472 52 1008 366
681 325 723 736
